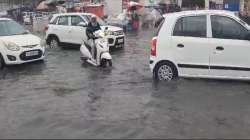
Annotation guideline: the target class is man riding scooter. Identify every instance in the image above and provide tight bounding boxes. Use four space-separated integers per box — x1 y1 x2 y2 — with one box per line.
80 16 112 67
86 16 101 59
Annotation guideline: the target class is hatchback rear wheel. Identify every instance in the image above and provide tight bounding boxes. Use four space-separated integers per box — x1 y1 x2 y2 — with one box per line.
154 62 178 81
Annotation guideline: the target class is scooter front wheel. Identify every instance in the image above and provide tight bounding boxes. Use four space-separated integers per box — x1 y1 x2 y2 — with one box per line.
100 59 112 67
108 60 112 67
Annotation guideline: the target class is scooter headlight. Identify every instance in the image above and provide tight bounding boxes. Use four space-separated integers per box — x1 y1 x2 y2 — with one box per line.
4 42 20 51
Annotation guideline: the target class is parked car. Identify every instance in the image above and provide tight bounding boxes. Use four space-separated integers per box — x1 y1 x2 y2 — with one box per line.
45 13 125 50
150 10 250 81
0 11 8 18
0 18 45 69
23 12 35 25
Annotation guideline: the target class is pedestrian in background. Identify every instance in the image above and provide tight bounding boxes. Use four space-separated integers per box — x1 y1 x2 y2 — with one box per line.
131 7 139 32
30 14 33 31
239 10 250 24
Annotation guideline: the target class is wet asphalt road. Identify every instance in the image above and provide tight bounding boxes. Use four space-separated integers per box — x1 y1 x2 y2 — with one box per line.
1 29 250 138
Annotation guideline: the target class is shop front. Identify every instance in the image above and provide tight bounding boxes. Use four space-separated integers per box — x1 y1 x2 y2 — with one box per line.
179 0 243 11
223 0 240 11
181 0 205 9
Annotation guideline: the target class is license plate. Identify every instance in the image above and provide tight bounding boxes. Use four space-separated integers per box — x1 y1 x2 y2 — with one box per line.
26 51 39 57
118 38 124 43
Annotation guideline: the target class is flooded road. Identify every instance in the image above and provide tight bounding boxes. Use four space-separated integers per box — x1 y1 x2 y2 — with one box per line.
1 29 250 138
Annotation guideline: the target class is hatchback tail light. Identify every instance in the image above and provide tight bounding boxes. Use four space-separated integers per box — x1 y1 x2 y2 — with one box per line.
151 37 157 56
44 25 49 32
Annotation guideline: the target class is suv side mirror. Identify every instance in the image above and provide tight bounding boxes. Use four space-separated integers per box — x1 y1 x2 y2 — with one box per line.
78 22 87 27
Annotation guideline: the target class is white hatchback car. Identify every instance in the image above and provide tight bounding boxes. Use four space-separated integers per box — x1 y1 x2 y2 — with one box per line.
150 10 250 81
0 18 45 68
45 13 125 49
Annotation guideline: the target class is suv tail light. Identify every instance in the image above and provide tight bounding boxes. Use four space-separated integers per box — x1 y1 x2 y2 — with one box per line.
151 37 157 56
44 25 49 32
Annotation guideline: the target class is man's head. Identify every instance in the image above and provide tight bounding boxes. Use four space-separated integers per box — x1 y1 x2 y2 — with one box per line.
91 16 97 24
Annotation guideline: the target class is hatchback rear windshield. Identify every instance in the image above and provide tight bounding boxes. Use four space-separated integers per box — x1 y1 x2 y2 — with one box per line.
0 20 28 36
154 17 165 36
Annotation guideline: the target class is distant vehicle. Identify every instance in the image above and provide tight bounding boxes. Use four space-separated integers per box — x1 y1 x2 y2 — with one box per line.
45 13 125 50
150 10 250 81
22 12 35 25
0 18 45 68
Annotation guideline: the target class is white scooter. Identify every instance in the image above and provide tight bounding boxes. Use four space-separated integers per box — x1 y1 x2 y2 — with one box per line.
80 30 112 67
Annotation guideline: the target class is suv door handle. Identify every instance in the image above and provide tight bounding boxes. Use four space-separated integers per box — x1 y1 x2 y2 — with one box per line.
216 46 224 51
177 44 184 48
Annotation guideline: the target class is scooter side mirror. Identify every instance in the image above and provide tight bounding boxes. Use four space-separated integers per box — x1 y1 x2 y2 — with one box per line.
78 22 87 27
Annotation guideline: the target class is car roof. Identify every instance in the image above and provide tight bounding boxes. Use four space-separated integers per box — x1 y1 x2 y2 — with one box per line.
0 18 12 21
53 12 94 17
163 10 236 18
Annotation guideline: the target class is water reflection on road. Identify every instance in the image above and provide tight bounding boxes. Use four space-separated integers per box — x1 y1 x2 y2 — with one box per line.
1 29 250 138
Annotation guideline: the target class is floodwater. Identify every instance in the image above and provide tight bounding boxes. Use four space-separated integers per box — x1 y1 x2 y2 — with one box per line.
1 29 250 138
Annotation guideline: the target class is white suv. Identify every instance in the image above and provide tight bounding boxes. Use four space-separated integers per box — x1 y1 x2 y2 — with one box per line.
150 10 250 81
0 18 45 69
45 13 125 49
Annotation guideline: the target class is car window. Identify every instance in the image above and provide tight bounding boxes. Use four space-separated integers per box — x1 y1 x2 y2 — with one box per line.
71 16 84 26
49 16 58 24
173 15 207 37
211 15 248 40
57 16 68 26
81 15 91 22
82 14 106 26
0 20 28 36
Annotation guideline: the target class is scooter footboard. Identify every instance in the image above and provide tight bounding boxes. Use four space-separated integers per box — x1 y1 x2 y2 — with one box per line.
80 44 92 59
101 52 112 60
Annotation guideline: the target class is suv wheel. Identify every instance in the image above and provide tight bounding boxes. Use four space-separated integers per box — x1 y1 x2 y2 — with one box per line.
154 62 178 81
49 37 59 48
0 54 5 69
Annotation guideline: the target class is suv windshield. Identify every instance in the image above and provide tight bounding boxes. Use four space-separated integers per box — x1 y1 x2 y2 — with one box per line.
83 15 106 26
0 20 28 36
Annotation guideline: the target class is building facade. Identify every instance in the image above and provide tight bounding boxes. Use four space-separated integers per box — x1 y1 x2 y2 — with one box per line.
0 0 40 11
179 0 247 12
